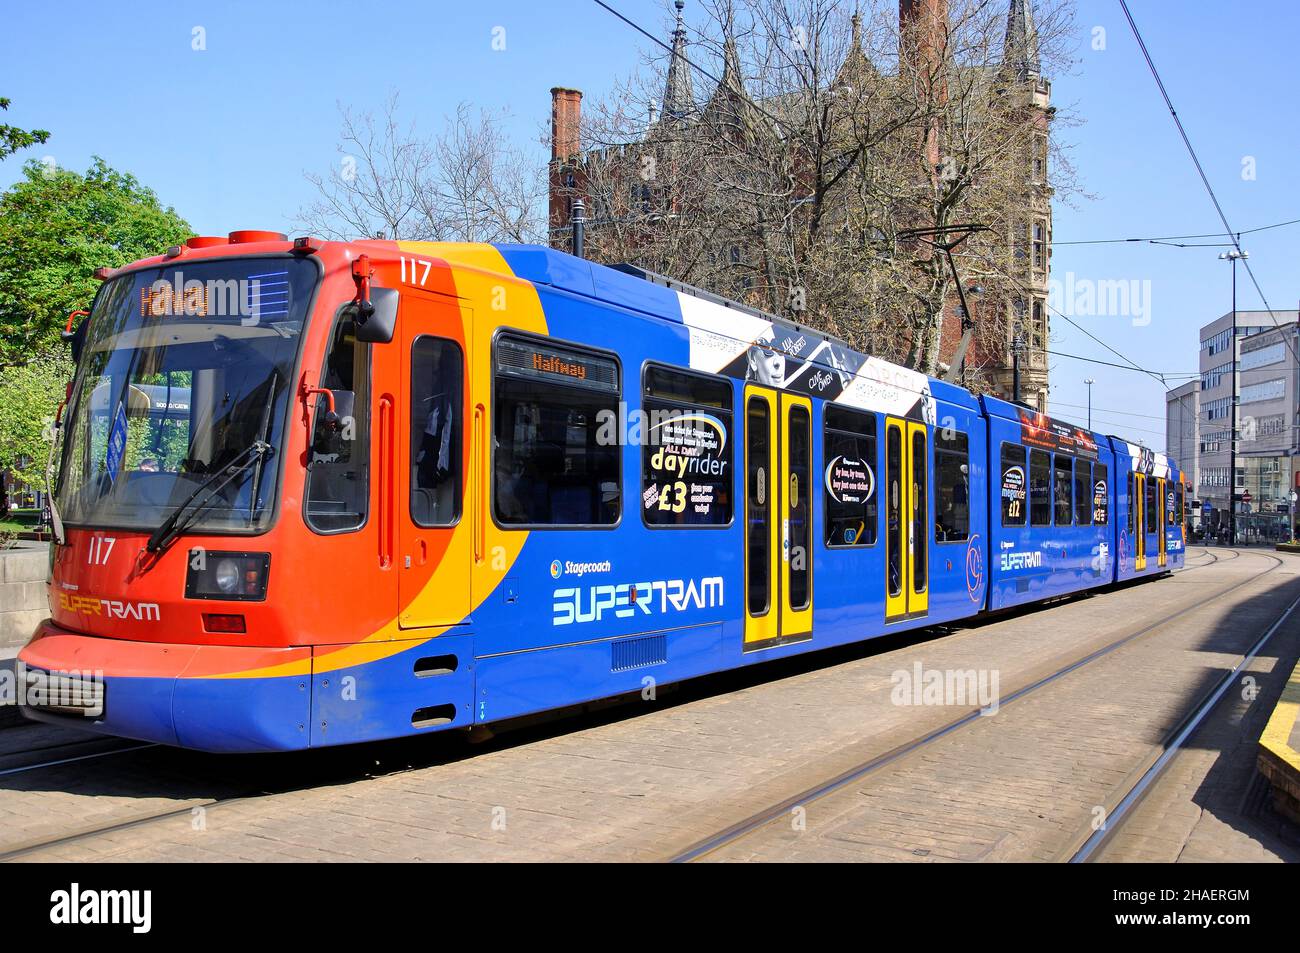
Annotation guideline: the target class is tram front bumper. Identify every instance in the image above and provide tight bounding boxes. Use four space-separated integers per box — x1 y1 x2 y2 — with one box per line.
16 621 312 752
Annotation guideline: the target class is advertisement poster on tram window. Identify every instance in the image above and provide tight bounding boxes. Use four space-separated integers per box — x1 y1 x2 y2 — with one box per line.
1002 462 1026 517
643 411 730 523
825 454 875 508
1017 409 1098 459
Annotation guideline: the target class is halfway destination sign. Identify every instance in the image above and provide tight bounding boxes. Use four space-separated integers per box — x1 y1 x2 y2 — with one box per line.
497 335 619 392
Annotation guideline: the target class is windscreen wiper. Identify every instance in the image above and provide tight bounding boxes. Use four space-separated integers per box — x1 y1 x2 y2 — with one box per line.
248 371 278 525
145 441 273 555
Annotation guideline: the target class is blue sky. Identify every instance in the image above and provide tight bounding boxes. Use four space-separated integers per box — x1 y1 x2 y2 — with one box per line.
2 0 1296 449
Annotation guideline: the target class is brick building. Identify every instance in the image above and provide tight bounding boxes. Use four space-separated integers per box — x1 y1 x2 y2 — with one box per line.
549 0 1052 408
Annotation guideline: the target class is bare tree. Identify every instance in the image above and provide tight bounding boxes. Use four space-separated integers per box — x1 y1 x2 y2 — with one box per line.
560 0 1077 384
300 95 546 244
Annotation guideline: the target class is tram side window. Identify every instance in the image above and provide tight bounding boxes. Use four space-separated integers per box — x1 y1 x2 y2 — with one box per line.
1073 458 1092 526
936 430 969 541
1144 478 1158 534
1053 454 1073 525
493 335 621 527
1126 473 1135 533
410 337 463 527
825 407 878 546
1094 463 1109 525
641 365 733 527
1030 449 1051 526
1000 444 1026 526
1176 483 1184 524
305 315 370 533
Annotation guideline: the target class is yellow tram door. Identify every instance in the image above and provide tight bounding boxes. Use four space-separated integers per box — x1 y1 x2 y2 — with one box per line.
885 417 929 622
779 393 813 639
743 387 815 650
744 387 780 648
1134 473 1147 570
396 293 474 629
1156 477 1168 568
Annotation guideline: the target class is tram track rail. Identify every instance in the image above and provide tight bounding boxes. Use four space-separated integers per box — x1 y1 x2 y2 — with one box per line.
1066 583 1300 861
0 754 423 862
666 547 1291 863
0 546 1284 863
0 738 155 778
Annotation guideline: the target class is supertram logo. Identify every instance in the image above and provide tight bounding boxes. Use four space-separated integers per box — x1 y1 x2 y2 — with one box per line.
553 577 724 626
999 550 1043 572
57 592 161 621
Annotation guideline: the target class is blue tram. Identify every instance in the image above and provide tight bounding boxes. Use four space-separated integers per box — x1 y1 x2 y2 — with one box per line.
21 237 1185 751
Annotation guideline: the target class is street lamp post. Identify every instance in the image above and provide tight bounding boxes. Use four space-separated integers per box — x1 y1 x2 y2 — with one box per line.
1084 378 1095 431
1012 331 1025 404
1219 248 1248 546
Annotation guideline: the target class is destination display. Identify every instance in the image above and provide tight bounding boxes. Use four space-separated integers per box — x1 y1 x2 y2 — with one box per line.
497 336 619 392
1017 409 1098 459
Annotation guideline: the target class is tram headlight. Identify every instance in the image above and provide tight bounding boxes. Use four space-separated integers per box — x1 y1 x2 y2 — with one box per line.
214 559 240 594
185 551 270 602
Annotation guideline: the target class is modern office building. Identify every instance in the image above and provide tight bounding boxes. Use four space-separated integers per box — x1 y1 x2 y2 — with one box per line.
1165 378 1198 495
1179 309 1300 541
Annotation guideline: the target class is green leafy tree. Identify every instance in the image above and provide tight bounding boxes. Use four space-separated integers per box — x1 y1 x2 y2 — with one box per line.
0 353 71 514
0 157 192 366
0 97 49 161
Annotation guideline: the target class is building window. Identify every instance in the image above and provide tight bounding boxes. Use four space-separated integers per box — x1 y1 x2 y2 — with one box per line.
1241 341 1285 371
935 429 969 542
641 365 733 527
1203 397 1231 421
1240 378 1285 404
1053 454 1073 525
1033 222 1046 269
410 337 463 527
1200 362 1231 391
493 334 621 527
825 406 878 546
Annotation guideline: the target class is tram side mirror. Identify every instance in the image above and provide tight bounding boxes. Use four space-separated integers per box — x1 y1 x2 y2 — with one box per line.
317 390 355 441
351 287 398 344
